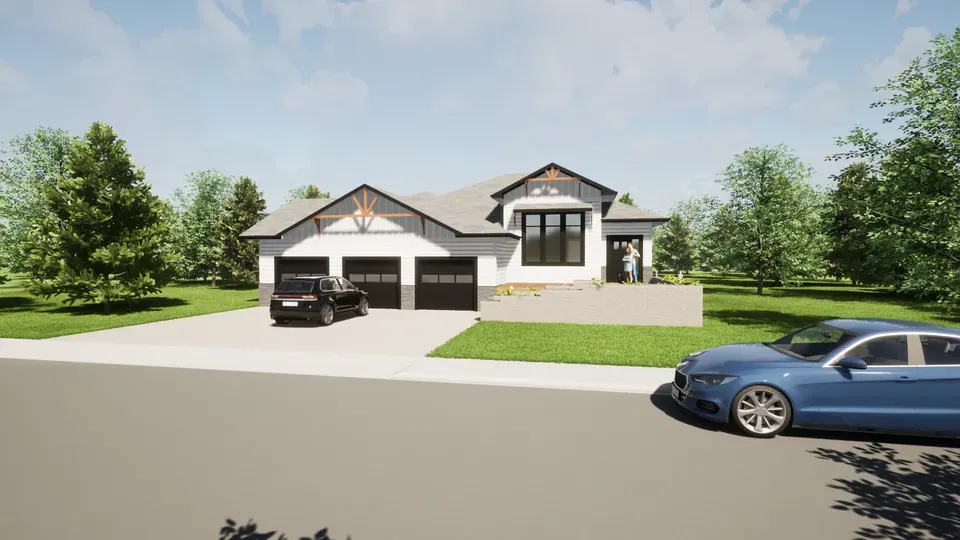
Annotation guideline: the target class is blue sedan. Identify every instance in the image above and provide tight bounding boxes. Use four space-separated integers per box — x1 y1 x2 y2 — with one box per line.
671 318 960 438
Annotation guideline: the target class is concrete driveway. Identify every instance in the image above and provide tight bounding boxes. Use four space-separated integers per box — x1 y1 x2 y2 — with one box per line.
53 307 478 356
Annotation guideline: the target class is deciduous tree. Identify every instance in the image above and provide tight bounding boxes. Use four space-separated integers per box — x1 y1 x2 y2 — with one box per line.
830 28 960 304
23 122 176 313
713 145 823 294
172 170 234 284
0 127 77 275
823 162 903 285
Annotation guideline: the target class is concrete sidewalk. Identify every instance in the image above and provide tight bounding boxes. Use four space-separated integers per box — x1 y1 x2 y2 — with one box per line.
0 338 674 395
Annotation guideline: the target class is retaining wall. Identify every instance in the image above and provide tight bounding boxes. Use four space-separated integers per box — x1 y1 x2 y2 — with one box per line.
480 281 702 326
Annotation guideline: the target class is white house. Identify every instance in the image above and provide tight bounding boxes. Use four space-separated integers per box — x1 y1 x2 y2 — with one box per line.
241 163 669 310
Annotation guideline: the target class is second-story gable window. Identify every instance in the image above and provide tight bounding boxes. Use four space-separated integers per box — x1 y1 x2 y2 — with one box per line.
522 212 584 266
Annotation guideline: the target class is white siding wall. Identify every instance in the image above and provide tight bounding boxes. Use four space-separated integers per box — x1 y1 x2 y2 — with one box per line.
601 221 659 266
259 218 498 286
494 239 516 284
500 186 604 284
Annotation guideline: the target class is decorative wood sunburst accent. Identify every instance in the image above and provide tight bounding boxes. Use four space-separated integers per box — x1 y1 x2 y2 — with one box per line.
527 167 578 183
313 187 424 234
524 167 579 196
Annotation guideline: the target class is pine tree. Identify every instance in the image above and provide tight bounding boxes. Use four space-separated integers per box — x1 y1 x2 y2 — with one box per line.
23 122 176 313
656 213 696 273
287 184 330 201
217 176 267 283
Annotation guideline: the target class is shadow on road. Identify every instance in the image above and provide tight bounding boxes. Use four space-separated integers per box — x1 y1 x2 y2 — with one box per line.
648 383 721 432
272 311 364 328
220 518 349 540
811 442 960 540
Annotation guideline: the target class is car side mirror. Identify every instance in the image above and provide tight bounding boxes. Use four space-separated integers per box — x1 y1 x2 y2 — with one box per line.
836 356 868 370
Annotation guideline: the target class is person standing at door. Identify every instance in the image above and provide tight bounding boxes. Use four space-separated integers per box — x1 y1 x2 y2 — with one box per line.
623 244 636 283
630 243 641 283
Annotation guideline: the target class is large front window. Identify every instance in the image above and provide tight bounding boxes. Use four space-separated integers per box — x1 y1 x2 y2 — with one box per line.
522 212 585 266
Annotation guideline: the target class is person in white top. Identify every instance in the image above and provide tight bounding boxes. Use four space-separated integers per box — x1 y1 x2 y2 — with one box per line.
623 244 636 283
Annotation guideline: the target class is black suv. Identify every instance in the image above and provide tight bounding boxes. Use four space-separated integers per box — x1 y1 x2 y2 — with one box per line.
269 275 370 326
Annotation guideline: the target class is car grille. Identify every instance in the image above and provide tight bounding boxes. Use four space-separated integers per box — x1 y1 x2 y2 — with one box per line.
674 370 688 390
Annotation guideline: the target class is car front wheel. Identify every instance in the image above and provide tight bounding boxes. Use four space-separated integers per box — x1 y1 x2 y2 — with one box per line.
358 297 369 316
318 303 335 326
730 385 792 438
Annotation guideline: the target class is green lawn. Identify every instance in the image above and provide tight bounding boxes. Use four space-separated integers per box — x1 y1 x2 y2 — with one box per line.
0 276 258 339
429 274 960 367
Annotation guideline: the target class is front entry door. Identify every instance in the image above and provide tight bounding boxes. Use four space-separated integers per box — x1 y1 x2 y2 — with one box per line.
606 237 640 283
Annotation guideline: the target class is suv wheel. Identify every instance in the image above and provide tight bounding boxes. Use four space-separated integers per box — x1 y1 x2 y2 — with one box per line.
319 303 335 326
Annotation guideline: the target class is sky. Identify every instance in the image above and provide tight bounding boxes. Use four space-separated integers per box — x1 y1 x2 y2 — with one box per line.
0 0 957 213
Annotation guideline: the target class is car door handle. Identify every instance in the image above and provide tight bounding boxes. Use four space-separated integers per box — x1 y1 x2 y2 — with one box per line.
896 376 915 383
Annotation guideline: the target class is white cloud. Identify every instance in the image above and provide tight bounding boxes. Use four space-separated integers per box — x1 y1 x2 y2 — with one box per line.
788 80 845 125
216 0 249 25
786 0 811 20
283 70 369 117
261 0 345 43
864 26 932 88
893 0 918 18
0 58 27 93
2 0 838 211
258 0 825 120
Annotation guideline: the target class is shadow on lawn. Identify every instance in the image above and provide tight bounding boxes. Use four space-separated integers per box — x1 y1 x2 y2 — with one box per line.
707 309 823 333
173 280 258 291
50 296 188 315
0 295 37 312
811 442 960 540
216 282 258 291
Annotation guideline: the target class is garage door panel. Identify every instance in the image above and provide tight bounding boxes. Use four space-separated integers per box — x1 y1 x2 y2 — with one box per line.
416 257 477 311
344 258 400 309
274 257 329 287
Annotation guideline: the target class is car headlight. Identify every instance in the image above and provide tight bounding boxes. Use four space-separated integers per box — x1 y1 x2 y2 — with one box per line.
691 374 737 386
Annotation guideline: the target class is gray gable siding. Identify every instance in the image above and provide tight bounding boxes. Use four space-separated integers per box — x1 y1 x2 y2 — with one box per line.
502 178 601 203
313 187 456 238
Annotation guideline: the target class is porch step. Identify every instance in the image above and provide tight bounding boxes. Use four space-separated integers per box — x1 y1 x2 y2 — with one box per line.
543 284 581 291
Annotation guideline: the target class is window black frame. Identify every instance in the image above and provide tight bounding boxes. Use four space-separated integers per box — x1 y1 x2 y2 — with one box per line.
520 211 586 266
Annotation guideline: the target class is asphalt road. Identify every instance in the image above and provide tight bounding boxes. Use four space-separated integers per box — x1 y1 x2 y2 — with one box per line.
1 359 957 540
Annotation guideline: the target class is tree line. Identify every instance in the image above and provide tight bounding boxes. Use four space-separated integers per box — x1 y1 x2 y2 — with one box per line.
0 123 330 312
646 28 960 306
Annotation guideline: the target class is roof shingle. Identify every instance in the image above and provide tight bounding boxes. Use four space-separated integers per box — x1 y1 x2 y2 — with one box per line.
239 198 331 238
241 169 665 239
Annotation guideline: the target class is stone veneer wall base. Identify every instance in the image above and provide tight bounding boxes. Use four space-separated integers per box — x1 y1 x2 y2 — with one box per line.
258 283 273 307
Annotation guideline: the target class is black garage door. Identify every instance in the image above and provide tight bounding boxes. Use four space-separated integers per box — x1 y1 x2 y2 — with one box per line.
343 257 400 309
274 257 329 288
415 257 477 311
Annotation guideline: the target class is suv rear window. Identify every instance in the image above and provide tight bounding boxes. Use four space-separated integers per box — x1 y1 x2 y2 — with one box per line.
276 280 315 293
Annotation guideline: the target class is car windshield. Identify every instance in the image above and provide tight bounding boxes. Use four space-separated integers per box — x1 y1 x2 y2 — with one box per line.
276 280 314 293
768 323 859 361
